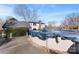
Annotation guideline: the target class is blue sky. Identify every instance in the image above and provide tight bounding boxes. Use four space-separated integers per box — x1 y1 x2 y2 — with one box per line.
0 4 79 25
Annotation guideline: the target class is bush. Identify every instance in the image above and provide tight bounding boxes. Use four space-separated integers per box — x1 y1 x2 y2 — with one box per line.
7 27 27 37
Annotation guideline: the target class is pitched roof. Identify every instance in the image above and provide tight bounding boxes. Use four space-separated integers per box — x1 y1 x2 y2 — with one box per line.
10 21 30 28
10 21 45 28
28 21 45 24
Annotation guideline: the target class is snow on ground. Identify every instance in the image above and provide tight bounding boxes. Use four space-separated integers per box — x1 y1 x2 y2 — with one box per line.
29 36 74 52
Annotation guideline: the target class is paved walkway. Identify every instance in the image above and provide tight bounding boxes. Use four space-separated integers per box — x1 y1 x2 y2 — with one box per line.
0 36 49 54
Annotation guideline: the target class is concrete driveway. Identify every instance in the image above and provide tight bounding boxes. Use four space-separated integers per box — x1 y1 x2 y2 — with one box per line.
0 36 49 54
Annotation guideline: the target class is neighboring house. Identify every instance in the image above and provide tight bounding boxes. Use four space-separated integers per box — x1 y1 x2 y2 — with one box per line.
0 20 3 32
2 17 18 29
28 21 45 30
6 17 17 26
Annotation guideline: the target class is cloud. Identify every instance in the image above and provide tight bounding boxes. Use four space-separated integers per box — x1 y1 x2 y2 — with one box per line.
0 5 13 16
0 5 15 21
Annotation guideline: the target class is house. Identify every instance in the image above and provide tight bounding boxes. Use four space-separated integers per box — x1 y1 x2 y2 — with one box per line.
8 19 45 30
28 21 45 30
5 17 45 30
10 20 45 30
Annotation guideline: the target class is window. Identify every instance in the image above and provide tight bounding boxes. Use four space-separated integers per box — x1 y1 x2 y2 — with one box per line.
33 23 36 26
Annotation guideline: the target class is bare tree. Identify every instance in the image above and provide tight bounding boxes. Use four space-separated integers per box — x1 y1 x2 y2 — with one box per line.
14 4 40 35
48 21 53 30
48 21 56 30
30 9 39 21
14 4 39 22
14 5 30 21
61 13 79 30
